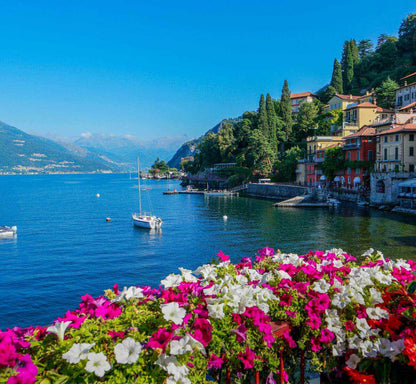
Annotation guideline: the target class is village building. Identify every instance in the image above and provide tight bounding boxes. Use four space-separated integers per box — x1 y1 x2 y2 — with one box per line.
395 72 416 109
290 92 318 114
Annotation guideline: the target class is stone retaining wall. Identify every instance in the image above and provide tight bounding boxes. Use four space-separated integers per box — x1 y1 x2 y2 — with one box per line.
246 183 308 200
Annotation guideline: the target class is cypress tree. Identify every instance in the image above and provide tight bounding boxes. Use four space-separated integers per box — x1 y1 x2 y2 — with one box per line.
330 59 343 94
279 80 293 143
257 94 269 139
341 41 354 94
350 39 360 65
266 93 277 152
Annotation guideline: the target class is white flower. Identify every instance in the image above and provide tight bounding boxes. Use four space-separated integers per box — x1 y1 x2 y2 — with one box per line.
207 303 225 319
166 376 191 384
312 279 331 293
161 273 183 288
155 354 178 370
169 334 205 356
195 264 217 281
369 287 384 305
359 340 378 358
356 318 371 337
114 337 142 364
179 268 197 283
366 307 389 320
346 354 361 369
275 270 292 280
332 343 346 357
63 343 95 364
203 284 220 296
85 352 111 377
47 321 72 341
362 248 374 257
114 286 144 302
161 302 187 325
166 362 189 381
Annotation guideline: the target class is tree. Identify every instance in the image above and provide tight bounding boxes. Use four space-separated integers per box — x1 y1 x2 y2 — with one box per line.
376 77 399 109
377 34 390 49
294 101 318 142
330 59 343 93
279 80 293 144
217 123 236 163
358 40 374 59
398 14 416 64
274 146 304 182
266 93 278 152
350 39 360 65
323 85 337 104
341 41 354 94
319 146 345 180
151 157 169 173
244 130 275 177
257 94 269 139
196 133 221 169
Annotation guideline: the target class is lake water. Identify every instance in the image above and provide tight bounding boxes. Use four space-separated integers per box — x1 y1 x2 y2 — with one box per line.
1 173 416 329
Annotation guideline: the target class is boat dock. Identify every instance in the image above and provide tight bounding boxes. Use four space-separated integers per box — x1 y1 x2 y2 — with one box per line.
274 195 330 208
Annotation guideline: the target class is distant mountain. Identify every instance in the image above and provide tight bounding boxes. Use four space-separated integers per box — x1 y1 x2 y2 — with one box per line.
41 132 190 171
167 118 242 169
0 122 115 174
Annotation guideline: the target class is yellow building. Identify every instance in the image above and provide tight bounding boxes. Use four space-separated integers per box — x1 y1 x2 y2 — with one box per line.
343 102 394 137
376 123 416 173
328 92 375 112
306 135 343 160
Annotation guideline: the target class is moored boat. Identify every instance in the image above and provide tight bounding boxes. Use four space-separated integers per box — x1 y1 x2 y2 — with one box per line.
0 226 17 238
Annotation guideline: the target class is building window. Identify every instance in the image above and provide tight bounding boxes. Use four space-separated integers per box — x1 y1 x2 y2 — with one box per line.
357 151 360 161
384 148 388 160
410 164 415 172
368 150 373 161
356 168 361 175
347 152 351 161
410 147 414 156
395 147 399 160
410 134 414 142
384 136 388 143
395 135 399 142
347 167 351 174
405 94 410 101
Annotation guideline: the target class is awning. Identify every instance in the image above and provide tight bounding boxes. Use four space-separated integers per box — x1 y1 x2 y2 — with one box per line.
334 176 340 182
353 176 361 184
398 178 416 187
320 175 327 181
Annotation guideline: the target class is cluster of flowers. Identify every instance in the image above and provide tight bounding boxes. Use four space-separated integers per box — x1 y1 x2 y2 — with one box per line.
1 247 416 383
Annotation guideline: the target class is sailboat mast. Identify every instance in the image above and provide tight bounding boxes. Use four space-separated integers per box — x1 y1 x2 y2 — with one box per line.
137 157 141 214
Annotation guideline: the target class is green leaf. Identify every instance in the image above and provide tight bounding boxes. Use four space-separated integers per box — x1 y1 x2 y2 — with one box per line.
408 281 416 294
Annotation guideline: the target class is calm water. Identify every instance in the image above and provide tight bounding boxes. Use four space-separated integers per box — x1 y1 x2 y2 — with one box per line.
1 174 416 329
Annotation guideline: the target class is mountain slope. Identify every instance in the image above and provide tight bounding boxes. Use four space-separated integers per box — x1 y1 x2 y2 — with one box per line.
0 122 115 174
167 118 242 169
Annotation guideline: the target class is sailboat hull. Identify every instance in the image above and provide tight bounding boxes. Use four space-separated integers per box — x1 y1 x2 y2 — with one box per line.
132 214 162 229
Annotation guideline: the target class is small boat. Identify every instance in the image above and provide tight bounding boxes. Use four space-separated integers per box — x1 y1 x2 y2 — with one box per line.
357 200 369 206
0 226 17 238
132 157 162 230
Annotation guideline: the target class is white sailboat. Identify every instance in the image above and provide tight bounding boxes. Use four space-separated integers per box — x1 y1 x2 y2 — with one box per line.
132 157 162 229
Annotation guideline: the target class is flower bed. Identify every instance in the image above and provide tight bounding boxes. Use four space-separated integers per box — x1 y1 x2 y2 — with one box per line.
2 248 416 383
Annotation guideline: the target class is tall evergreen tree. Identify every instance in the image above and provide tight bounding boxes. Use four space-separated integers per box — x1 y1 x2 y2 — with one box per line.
330 59 343 94
279 80 293 144
398 14 416 64
358 40 373 59
350 39 360 65
341 41 354 94
266 93 277 152
257 94 269 139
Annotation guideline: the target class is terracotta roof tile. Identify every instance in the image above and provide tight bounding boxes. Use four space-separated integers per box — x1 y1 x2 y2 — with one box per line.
334 94 360 101
399 101 416 111
377 124 416 135
400 71 416 81
344 126 376 138
290 92 317 99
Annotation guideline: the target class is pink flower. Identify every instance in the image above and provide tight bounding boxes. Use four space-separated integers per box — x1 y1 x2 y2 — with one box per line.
280 293 292 307
344 321 355 331
266 372 277 384
306 314 321 330
107 331 125 340
310 338 322 352
217 250 230 262
319 328 335 344
57 311 86 329
231 324 247 343
147 328 173 352
7 354 37 384
285 310 297 318
238 346 256 369
0 332 18 366
283 330 297 348
191 318 212 347
207 353 223 370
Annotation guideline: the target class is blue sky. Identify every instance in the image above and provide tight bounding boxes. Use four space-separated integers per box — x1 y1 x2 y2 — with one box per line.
0 0 415 141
